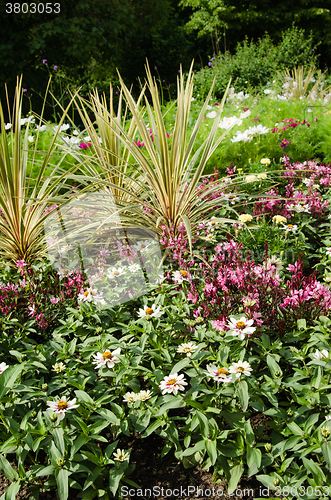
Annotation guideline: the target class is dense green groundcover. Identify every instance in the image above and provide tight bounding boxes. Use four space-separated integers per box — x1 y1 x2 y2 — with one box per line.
2 67 331 499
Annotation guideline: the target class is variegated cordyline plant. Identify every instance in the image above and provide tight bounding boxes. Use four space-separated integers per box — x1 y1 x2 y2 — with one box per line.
69 62 240 254
277 64 330 100
0 77 91 266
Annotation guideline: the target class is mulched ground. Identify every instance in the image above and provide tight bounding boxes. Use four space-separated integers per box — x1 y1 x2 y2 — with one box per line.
0 413 284 500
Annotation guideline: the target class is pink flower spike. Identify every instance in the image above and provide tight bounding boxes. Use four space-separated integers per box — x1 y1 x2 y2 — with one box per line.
50 297 60 304
16 260 26 269
28 305 36 317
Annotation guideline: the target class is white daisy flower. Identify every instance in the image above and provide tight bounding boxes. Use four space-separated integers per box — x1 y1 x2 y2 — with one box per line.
113 449 129 462
177 342 196 357
228 361 252 378
206 364 232 384
123 392 138 404
78 287 104 304
227 317 256 340
206 110 217 119
264 256 283 272
313 349 329 360
283 224 298 232
172 270 190 283
138 304 163 318
137 390 153 401
107 267 126 279
46 396 79 420
92 348 121 369
128 264 141 272
287 203 310 213
240 110 251 119
0 363 9 375
224 193 240 203
5 123 12 130
58 244 72 255
219 116 242 130
52 362 66 373
159 373 187 395
134 240 151 252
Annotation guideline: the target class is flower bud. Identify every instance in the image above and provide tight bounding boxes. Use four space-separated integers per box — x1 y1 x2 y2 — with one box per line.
264 443 272 452
287 409 294 417
189 320 196 327
321 426 331 438
56 457 65 468
30 411 36 418
273 478 280 486
42 383 48 391
275 371 280 377
196 317 204 324
50 413 58 422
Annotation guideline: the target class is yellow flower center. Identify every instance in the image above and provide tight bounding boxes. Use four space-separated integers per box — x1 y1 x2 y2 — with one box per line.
211 221 216 225
58 400 68 410
145 307 153 315
218 368 229 375
287 224 293 228
102 351 113 360
179 270 187 277
167 379 177 386
236 321 246 329
84 290 89 297
228 195 235 199
113 270 120 276
140 244 146 249
237 366 245 372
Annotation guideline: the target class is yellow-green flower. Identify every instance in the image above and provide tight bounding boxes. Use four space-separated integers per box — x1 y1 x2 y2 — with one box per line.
238 214 253 224
272 215 287 225
261 158 271 166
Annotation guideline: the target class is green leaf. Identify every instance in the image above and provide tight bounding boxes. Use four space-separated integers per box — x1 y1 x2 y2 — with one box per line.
169 358 190 375
0 364 25 400
52 428 65 456
228 464 244 492
69 434 90 460
247 447 262 477
155 397 186 416
35 465 55 477
205 439 217 465
321 441 331 471
109 467 124 496
142 419 163 437
302 457 326 483
3 481 20 500
266 354 282 378
83 466 103 491
237 380 249 411
287 421 303 436
297 318 307 330
182 440 205 457
256 475 277 490
74 390 94 405
0 454 19 481
244 420 255 445
196 411 209 438
55 468 69 500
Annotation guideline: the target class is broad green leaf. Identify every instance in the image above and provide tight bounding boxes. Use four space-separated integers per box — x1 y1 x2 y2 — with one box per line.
266 354 282 378
69 434 90 460
228 464 244 492
0 454 19 481
55 468 70 500
109 467 124 496
52 428 65 456
247 447 262 477
302 457 326 483
321 441 331 471
237 380 249 411
205 439 217 465
169 358 190 376
181 440 205 457
74 390 94 405
3 481 20 500
155 397 186 416
256 475 278 490
0 364 25 400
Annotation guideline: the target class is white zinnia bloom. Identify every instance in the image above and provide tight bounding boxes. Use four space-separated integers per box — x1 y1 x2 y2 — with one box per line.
92 347 121 369
228 361 253 378
107 267 126 279
128 264 141 272
173 270 190 283
78 287 104 304
137 390 153 401
133 240 151 252
113 449 129 462
0 363 9 375
313 349 329 360
52 362 66 373
283 224 298 232
138 304 163 318
123 392 138 404
159 373 187 395
46 396 79 420
227 317 256 340
177 342 196 357
206 364 232 384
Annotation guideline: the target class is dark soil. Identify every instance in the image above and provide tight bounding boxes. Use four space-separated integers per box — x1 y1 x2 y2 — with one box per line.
0 414 284 500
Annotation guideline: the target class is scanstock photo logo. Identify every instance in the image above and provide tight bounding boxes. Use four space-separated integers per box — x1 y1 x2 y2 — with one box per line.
44 191 165 308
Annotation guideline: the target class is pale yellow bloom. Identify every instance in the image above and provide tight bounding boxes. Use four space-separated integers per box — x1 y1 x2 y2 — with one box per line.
257 172 267 179
261 158 271 166
238 214 253 224
272 215 287 225
113 449 129 462
245 174 258 183
52 362 66 373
